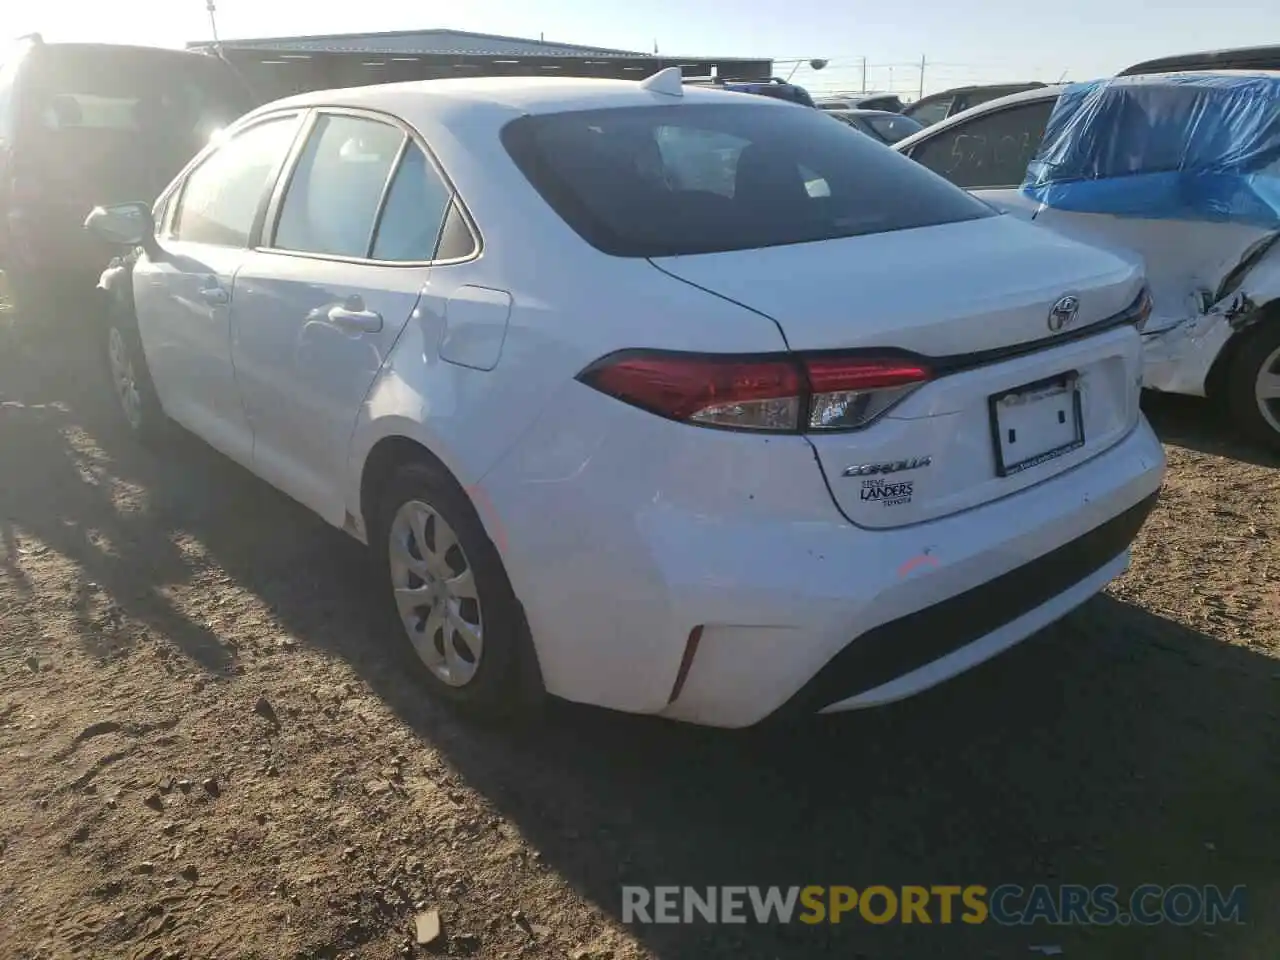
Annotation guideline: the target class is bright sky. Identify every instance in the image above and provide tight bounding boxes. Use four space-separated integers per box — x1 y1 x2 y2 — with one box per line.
8 0 1277 96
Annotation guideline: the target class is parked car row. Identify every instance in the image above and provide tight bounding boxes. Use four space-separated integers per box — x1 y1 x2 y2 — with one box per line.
86 67 1166 728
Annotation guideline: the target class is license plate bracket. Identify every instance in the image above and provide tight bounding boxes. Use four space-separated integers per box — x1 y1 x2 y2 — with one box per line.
988 372 1084 478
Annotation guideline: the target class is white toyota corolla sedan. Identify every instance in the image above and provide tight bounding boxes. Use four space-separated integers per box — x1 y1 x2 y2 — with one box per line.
86 69 1165 728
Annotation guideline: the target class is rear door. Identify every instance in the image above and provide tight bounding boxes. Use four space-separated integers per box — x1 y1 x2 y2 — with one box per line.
230 110 457 524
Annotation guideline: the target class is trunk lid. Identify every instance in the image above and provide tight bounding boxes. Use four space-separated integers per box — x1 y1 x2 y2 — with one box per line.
653 214 1148 528
650 214 1140 354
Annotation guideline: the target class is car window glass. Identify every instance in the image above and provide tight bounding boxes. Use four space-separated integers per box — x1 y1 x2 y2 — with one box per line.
435 200 476 261
861 96 903 113
274 114 403 258
503 102 994 258
906 98 953 127
655 126 749 198
910 100 1055 190
370 143 452 261
172 116 298 247
25 47 256 203
866 114 924 144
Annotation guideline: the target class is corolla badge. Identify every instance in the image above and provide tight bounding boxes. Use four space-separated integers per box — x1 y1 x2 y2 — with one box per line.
842 456 932 478
1047 295 1080 332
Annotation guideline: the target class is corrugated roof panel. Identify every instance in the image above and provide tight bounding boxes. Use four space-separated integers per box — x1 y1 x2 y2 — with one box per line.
192 28 651 59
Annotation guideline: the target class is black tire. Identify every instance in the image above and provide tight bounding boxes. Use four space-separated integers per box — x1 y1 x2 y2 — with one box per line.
373 458 543 721
1225 320 1280 453
104 305 170 445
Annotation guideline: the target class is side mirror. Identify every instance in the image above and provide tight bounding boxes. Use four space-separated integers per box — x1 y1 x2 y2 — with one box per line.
85 202 158 254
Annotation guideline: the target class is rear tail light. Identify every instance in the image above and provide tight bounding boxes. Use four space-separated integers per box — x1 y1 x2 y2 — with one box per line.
577 350 931 433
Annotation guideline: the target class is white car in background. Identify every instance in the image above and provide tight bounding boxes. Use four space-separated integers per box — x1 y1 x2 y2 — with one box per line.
87 69 1164 728
895 73 1280 451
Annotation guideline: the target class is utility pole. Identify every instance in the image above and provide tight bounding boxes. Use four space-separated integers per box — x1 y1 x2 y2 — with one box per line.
918 54 926 100
205 1 220 44
860 56 867 93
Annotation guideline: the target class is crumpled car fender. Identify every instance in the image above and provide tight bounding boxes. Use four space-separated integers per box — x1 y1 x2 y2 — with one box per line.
1143 234 1280 397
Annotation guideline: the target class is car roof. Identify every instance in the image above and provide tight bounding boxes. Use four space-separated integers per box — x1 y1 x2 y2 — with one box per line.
914 81 1046 103
24 40 220 62
818 93 898 103
1120 44 1280 76
826 108 909 119
251 74 782 122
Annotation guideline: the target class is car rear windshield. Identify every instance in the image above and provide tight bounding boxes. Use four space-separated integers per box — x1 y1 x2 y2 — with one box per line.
501 102 994 257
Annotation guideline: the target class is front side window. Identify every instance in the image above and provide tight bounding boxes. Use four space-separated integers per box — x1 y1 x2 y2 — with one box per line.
502 102 994 258
172 116 299 247
909 100 1055 190
273 114 404 258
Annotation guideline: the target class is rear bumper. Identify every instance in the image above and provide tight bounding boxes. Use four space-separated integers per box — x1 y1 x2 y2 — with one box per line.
655 421 1164 727
777 491 1156 719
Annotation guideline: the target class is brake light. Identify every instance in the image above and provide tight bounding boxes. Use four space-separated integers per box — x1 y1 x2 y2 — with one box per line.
577 350 931 433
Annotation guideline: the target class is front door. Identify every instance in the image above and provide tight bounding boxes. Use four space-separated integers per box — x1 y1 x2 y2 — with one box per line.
132 114 303 465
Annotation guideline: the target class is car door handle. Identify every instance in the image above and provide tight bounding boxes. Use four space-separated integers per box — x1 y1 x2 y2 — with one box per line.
328 305 383 333
198 279 229 306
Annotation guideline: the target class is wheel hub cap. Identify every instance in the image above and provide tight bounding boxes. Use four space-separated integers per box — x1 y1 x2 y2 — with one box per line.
1255 343 1280 436
388 500 483 687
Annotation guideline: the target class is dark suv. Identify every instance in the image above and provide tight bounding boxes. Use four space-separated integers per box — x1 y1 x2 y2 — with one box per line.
0 36 255 314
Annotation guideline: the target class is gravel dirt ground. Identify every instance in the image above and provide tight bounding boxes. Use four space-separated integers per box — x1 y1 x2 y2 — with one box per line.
0 312 1276 960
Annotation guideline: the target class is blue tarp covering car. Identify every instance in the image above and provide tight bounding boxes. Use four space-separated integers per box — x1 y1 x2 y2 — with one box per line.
1022 73 1280 228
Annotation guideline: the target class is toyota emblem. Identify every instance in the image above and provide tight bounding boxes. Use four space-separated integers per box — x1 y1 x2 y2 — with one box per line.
1048 296 1080 332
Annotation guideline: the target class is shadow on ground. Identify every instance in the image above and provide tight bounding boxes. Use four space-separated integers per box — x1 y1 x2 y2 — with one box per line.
2 319 1276 958
1141 391 1280 468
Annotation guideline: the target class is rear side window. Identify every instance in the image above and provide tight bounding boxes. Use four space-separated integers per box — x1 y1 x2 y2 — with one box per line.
173 116 299 247
909 100 1055 190
274 114 404 258
371 143 454 261
502 102 994 257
